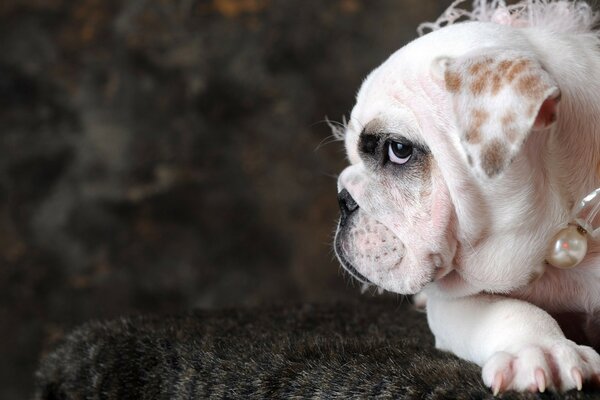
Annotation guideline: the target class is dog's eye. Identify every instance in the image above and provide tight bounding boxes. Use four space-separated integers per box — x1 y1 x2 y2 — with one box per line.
387 141 413 165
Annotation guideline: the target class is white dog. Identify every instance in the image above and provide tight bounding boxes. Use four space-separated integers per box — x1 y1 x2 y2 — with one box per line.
333 0 600 393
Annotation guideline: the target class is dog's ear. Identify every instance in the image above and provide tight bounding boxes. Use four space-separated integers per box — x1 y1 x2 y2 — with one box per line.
435 49 560 179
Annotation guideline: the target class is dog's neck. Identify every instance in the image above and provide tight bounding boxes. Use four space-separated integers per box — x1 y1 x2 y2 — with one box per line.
532 30 600 202
514 30 600 312
548 96 600 206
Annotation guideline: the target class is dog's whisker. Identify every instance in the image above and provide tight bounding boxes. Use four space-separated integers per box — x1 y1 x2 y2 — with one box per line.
314 135 343 152
312 116 349 141
320 172 340 180
360 282 370 294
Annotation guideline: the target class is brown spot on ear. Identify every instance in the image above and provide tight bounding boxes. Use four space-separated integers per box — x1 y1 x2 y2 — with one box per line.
501 111 519 142
497 60 513 74
468 58 493 75
468 61 484 75
481 139 508 177
445 70 462 93
465 128 481 144
506 59 530 82
501 111 516 127
470 75 487 95
516 75 544 99
465 108 488 144
472 108 489 128
491 73 503 94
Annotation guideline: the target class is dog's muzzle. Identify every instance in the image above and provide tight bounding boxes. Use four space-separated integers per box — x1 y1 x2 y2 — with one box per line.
334 186 449 294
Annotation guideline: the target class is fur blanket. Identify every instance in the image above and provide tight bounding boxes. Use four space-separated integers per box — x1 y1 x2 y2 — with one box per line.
35 300 599 399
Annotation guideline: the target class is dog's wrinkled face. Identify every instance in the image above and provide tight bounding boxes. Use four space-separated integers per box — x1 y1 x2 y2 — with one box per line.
334 112 456 294
334 22 561 295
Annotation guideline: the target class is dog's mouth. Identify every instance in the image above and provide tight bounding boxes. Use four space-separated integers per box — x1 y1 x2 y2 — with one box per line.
333 236 373 285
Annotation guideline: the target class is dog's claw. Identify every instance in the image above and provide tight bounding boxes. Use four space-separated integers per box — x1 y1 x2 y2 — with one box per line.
483 342 600 393
535 368 546 393
572 367 583 391
492 372 503 396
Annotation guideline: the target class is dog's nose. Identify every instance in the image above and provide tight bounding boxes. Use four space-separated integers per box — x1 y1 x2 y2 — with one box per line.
338 189 359 226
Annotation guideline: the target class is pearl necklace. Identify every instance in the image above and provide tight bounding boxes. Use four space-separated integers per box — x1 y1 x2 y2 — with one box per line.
547 188 600 269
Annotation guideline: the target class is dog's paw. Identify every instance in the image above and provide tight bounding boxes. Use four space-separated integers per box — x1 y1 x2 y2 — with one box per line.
481 341 600 394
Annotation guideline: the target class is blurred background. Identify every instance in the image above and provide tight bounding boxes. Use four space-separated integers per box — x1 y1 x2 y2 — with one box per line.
1 0 453 397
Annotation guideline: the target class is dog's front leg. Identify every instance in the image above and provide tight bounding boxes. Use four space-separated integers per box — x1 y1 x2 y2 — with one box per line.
427 294 600 393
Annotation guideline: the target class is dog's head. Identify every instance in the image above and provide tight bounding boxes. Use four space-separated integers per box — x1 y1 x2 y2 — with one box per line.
334 21 564 296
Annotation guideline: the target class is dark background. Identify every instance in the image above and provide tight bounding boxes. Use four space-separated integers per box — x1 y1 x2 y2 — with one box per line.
1 0 452 397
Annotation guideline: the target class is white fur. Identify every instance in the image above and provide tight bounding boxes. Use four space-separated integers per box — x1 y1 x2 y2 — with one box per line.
335 0 600 393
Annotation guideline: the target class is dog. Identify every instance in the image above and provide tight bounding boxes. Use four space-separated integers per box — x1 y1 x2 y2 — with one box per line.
333 0 600 393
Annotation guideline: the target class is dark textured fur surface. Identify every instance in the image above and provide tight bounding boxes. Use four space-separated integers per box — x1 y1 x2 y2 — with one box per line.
35 300 600 399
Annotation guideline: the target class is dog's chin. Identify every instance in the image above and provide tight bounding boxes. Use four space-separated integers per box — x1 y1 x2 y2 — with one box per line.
373 261 459 295
374 268 436 295
364 266 478 298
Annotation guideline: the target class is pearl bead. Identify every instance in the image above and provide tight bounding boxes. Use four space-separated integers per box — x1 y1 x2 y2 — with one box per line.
547 225 588 269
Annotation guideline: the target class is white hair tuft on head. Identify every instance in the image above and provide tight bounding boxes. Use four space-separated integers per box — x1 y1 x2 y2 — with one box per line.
417 0 600 37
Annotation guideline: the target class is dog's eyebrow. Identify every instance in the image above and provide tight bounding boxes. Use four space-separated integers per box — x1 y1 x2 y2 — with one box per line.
362 118 388 136
359 119 400 156
358 119 389 156
359 133 380 155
